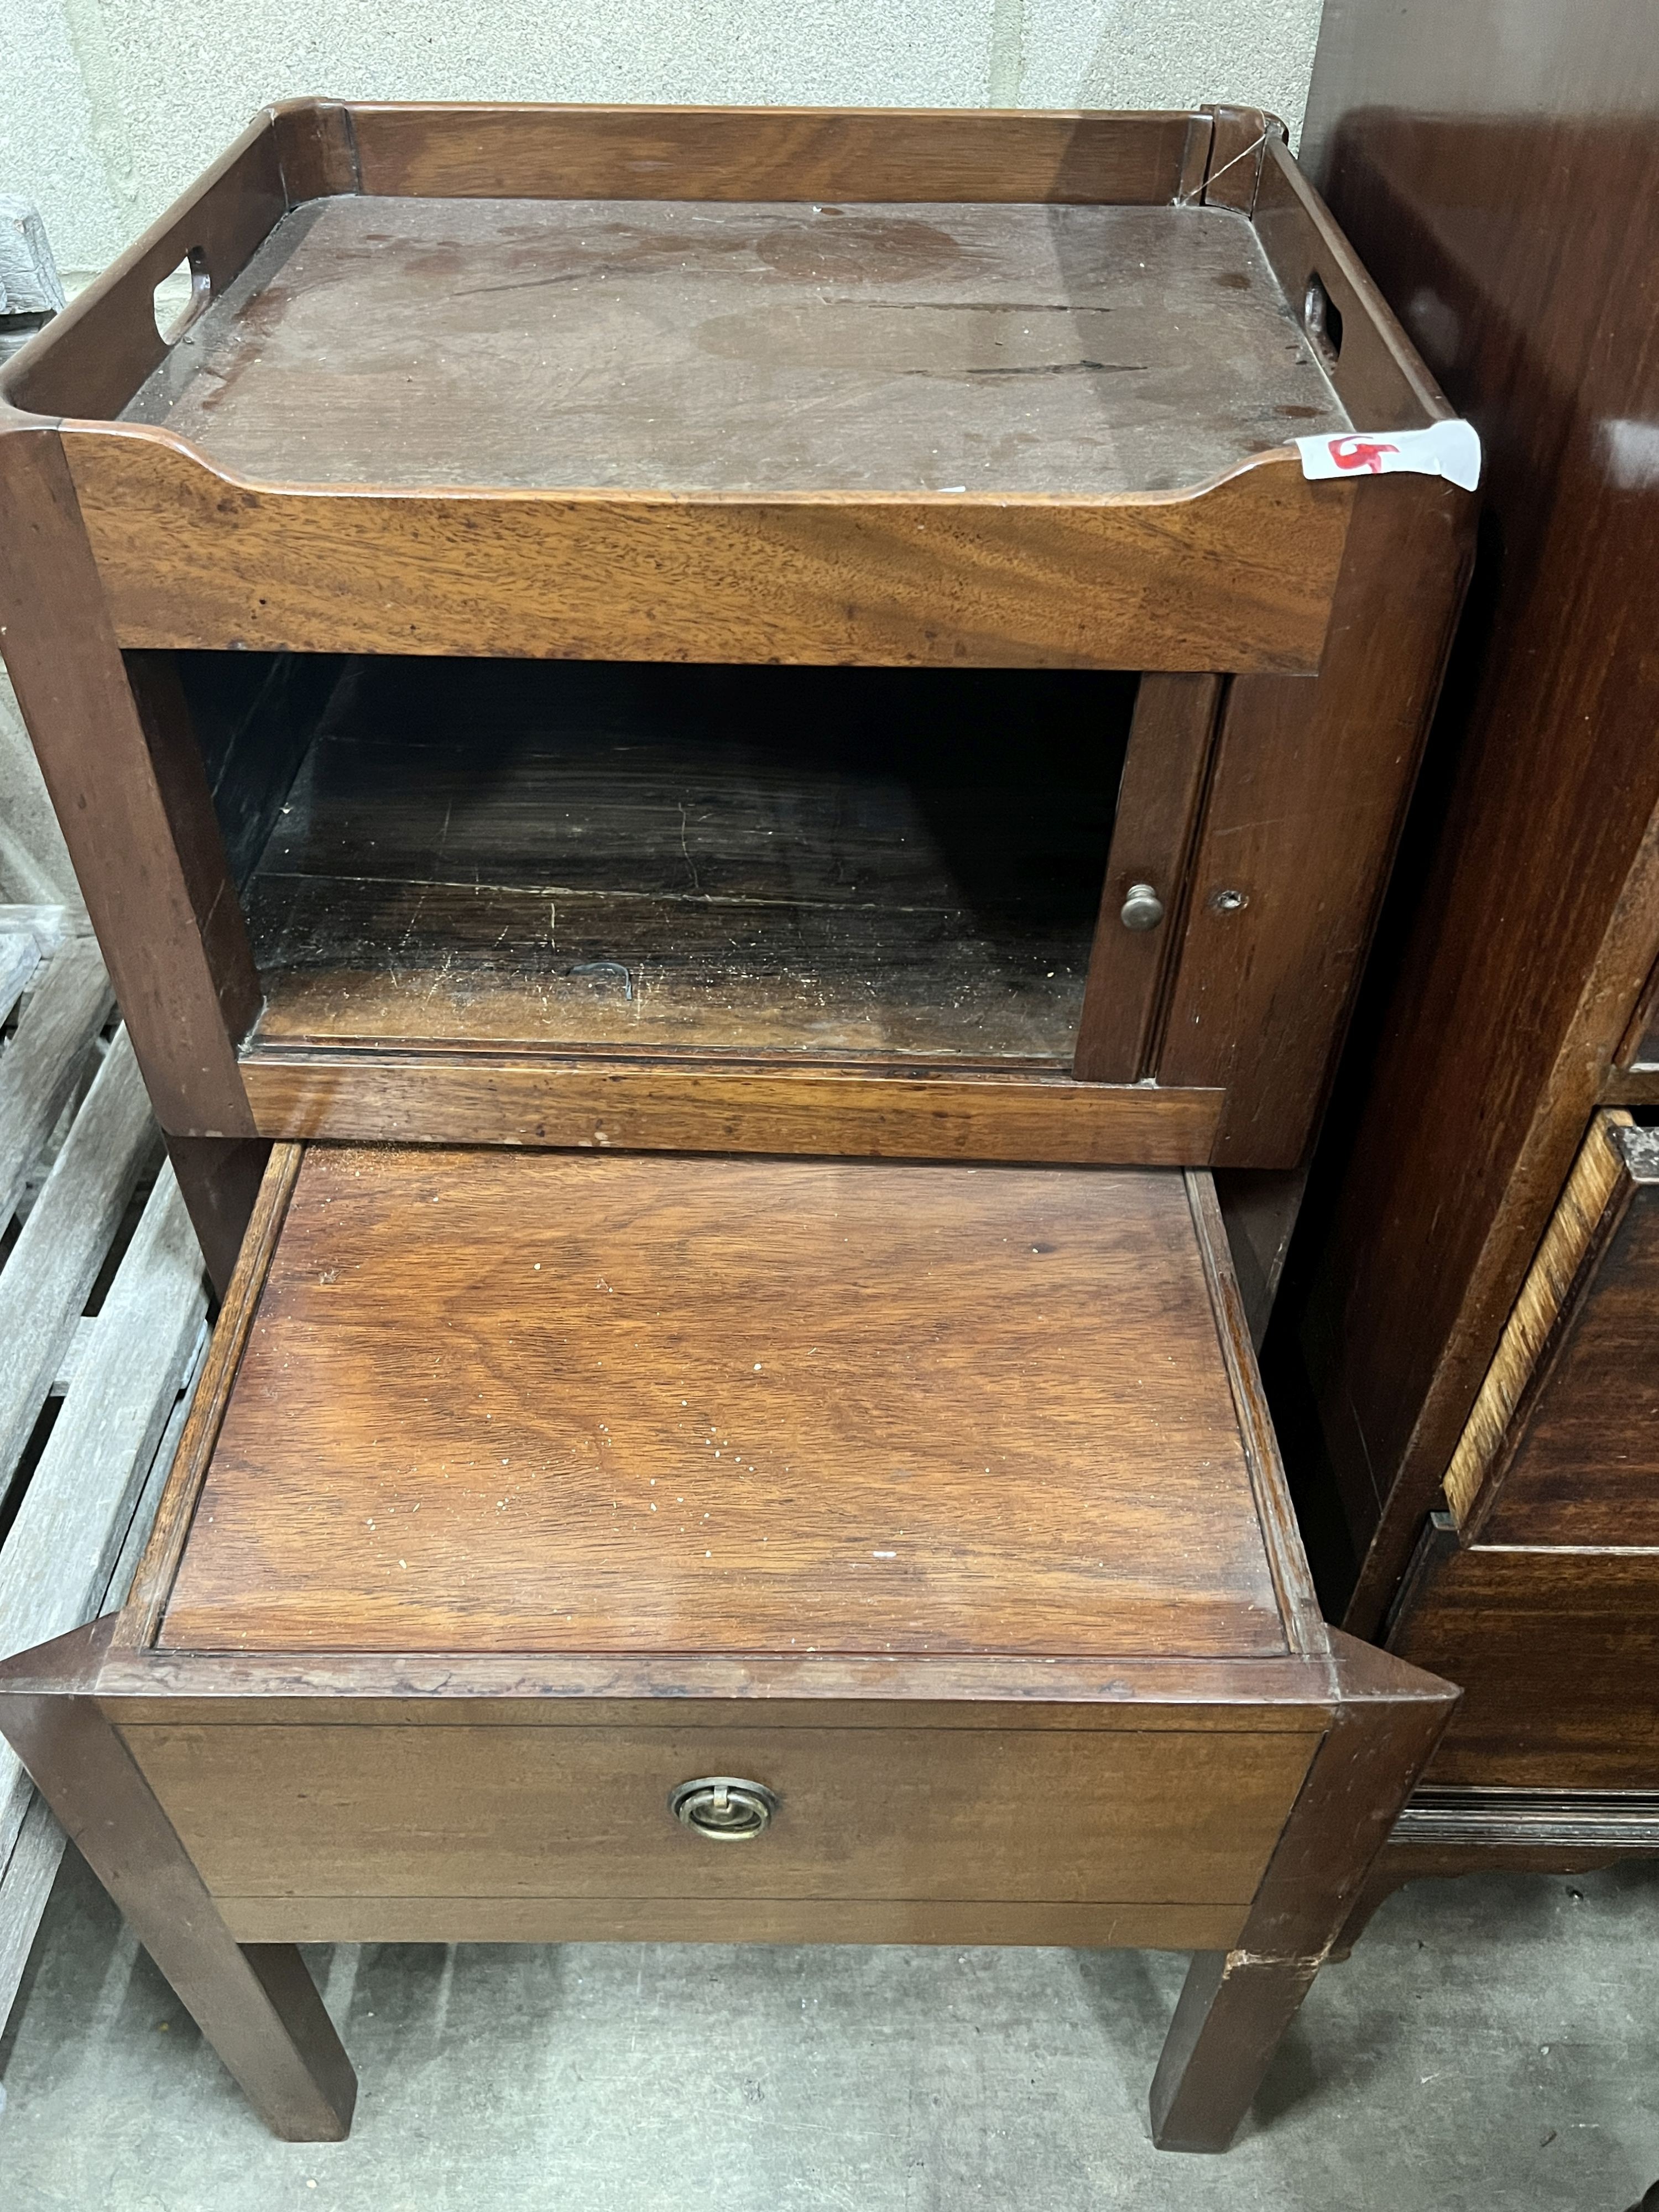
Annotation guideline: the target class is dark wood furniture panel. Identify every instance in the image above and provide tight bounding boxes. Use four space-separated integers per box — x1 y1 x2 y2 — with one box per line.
1 1610 1452 2151
121 1717 1317 1903
0 101 1472 2155
1148 1635 1454 2154
212 1897 1248 1949
3 105 1407 676
1156 472 1470 1167
1334 1786 1659 1956
123 196 1349 498
1448 1117 1659 1547
0 1669 356 2141
1292 8 1659 1632
64 436 1354 675
1379 1117 1659 1791
0 432 261 1143
338 102 1203 206
1281 0 1659 1909
1073 674 1219 1084
242 657 1134 1066
235 1057 1227 1161
1389 1546 1659 1788
158 1146 1293 1658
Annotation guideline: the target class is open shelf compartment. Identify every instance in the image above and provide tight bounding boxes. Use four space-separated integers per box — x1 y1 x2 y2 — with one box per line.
0 102 1473 1176
236 656 1136 1066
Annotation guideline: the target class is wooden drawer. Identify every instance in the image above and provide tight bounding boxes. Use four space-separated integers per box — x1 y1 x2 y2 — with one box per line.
100 1140 1331 1947
1389 1548 1659 1788
119 1710 1319 1947
119 1139 1335 1948
1442 1114 1659 1547
0 1135 1458 2151
1389 1114 1659 1787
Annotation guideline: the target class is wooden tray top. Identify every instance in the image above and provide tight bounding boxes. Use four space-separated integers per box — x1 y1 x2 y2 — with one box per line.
0 104 1454 671
122 196 1348 497
157 1147 1304 1660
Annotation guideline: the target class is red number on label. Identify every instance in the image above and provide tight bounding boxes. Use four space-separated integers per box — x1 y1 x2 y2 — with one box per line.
1329 435 1401 474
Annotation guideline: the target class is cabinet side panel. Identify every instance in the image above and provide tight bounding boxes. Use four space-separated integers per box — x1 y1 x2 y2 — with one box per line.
1290 7 1659 1632
1157 473 1470 1166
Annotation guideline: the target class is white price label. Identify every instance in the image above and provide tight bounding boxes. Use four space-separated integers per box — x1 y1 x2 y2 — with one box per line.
1295 418 1480 491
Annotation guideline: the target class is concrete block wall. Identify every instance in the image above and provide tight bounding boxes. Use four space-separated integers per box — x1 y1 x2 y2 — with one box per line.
7 0 1323 284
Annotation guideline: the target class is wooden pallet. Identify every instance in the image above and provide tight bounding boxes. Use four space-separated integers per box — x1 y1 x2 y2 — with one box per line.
0 906 207 2026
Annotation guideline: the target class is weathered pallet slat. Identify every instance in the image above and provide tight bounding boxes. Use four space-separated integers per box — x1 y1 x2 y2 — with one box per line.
0 933 113 1230
0 1327 206 2027
0 1026 156 1496
0 1167 208 1858
108 1331 208 1600
0 907 74 959
0 228 206 2030
0 1796 66 2031
0 931 39 1028
0 918 210 2030
49 1315 96 1397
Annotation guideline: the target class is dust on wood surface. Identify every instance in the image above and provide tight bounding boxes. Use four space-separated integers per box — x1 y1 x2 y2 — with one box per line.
246 658 1132 1060
159 1146 1289 1658
126 196 1348 495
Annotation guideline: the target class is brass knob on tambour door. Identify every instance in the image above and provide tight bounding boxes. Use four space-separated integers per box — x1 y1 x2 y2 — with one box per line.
670 1777 779 1840
1119 882 1165 931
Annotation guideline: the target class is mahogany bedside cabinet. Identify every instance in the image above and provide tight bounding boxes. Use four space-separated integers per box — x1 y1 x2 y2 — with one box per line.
0 99 1469 2150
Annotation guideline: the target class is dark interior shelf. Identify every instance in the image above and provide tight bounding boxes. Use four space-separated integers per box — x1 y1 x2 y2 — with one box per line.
239 657 1135 1063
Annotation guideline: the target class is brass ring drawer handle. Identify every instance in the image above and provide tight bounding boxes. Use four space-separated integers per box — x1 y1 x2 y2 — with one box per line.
670 1776 779 1841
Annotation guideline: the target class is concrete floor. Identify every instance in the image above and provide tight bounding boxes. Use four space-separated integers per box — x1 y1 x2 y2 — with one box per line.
1 1848 1655 2211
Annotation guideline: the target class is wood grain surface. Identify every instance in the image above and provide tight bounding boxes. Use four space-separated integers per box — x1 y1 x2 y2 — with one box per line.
65 430 1351 672
101 1691 1332 1730
1073 674 1220 1083
213 1895 1250 1949
343 103 1199 206
1473 1125 1659 1546
0 1032 157 1501
1150 1630 1454 2150
1156 470 1471 1165
158 1147 1291 1657
237 1054 1225 1162
0 426 259 1135
121 1717 1317 1903
1251 137 1446 431
244 656 1131 1063
0 933 112 1229
0 1640 356 2141
1292 23 1659 1635
122 196 1348 498
122 1142 304 1649
161 1134 273 1302
0 115 285 425
1387 1548 1659 1788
